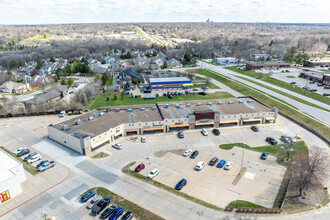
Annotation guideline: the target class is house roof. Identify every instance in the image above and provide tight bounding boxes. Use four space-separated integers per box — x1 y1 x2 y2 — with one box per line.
119 67 139 79
1 81 25 90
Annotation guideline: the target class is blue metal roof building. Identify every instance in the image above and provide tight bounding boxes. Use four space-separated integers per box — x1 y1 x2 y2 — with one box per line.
148 77 192 90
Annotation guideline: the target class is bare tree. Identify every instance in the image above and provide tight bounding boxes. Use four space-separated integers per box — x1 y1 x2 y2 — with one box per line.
289 146 329 196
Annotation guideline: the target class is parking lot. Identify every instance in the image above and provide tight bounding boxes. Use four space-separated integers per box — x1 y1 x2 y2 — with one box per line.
130 144 285 209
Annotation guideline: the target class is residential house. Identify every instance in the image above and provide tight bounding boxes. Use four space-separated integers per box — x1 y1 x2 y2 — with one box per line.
167 59 182 68
251 54 271 61
118 67 140 82
24 85 67 108
1 81 30 94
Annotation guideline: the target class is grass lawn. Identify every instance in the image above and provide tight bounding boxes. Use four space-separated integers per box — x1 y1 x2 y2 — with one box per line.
82 187 164 220
286 76 296 78
195 69 330 141
88 91 234 110
0 146 38 175
219 141 308 165
104 77 113 86
192 82 220 89
227 200 264 208
225 67 330 105
122 162 222 211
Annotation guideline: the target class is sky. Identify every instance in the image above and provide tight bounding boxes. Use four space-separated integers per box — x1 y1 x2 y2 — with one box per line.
0 0 329 24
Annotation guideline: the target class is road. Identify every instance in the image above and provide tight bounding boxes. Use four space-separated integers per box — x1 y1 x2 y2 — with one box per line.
199 62 330 126
0 115 329 220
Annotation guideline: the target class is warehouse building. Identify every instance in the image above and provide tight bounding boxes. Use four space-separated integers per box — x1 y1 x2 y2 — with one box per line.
48 97 278 156
0 149 26 203
148 77 192 91
245 61 290 70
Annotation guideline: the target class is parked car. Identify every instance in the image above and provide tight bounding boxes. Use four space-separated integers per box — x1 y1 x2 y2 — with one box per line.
100 205 116 219
285 70 290 72
175 178 187 190
59 111 66 117
177 130 184 138
23 152 37 161
217 160 226 168
17 148 30 157
14 147 27 156
190 150 199 159
266 137 278 145
109 207 124 220
112 143 123 150
36 160 49 169
311 88 317 92
86 195 102 209
147 168 159 179
38 161 55 172
80 190 96 203
209 157 219 166
198 91 207 95
135 163 145 172
224 161 234 170
212 128 220 136
280 135 291 143
317 83 324 87
91 198 111 215
250 126 259 132
27 154 42 164
201 128 208 136
323 93 330 96
183 149 193 157
141 136 146 143
193 88 198 91
195 161 205 171
325 85 330 89
260 152 268 160
121 211 133 220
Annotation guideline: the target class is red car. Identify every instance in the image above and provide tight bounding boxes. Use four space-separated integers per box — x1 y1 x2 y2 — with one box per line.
135 163 145 172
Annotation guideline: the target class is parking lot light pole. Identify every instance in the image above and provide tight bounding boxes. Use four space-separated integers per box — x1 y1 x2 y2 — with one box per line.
240 142 245 175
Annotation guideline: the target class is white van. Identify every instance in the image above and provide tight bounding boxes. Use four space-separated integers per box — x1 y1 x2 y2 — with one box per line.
195 161 205 171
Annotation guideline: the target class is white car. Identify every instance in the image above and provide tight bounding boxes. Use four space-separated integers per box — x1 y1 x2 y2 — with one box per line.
147 168 159 179
201 128 208 136
183 149 193 157
27 154 42 164
112 143 122 150
195 161 205 171
141 136 146 143
59 111 66 117
14 147 27 155
38 161 55 172
224 161 233 170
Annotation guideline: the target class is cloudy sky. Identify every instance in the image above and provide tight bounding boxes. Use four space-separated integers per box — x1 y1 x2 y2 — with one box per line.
0 0 329 24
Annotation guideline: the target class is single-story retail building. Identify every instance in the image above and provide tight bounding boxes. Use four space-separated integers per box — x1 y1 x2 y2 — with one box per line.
0 149 26 204
307 59 330 67
48 97 278 156
245 61 290 70
148 77 192 91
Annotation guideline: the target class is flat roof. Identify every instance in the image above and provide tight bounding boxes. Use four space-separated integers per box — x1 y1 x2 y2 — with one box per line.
0 149 20 182
308 59 330 63
245 61 290 65
149 77 191 84
53 98 272 138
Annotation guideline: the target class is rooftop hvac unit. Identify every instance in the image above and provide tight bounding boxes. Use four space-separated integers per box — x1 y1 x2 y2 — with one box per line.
218 101 223 105
207 102 212 105
140 108 145 111
88 116 94 120
99 112 105 116
185 104 191 107
247 100 253 103
197 103 202 106
76 119 82 125
164 104 169 108
239 100 244 103
228 101 234 104
175 104 180 108
127 109 133 112
62 125 70 131
115 108 120 112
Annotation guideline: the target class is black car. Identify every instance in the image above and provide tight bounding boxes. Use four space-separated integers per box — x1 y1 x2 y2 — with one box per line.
36 160 49 169
121 211 133 220
178 131 184 138
266 137 278 145
323 93 330 96
168 94 173 99
23 152 37 161
212 128 220 136
190 150 199 159
260 152 268 160
209 157 219 166
198 91 207 96
91 198 111 215
250 126 259 132
100 205 116 219
17 148 30 157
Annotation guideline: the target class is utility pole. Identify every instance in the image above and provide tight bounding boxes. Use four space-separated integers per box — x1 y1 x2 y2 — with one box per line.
240 142 245 175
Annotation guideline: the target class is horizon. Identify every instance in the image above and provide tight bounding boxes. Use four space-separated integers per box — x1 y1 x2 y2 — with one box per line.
1 0 330 25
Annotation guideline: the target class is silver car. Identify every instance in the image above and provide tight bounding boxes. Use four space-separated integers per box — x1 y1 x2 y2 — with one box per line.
86 195 102 209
